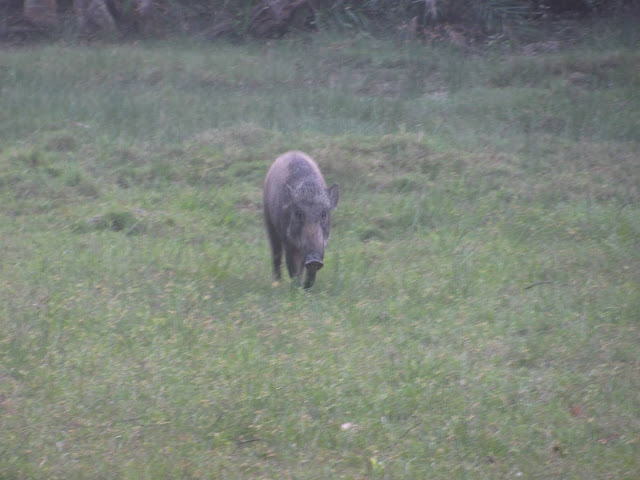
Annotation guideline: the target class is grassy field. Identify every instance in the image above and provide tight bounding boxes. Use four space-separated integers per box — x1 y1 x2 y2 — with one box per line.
1 22 639 479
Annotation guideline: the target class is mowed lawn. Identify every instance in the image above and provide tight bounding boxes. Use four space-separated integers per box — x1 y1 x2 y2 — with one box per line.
1 25 639 479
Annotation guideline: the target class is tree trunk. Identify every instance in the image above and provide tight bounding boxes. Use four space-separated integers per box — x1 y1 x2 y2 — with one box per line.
74 0 117 35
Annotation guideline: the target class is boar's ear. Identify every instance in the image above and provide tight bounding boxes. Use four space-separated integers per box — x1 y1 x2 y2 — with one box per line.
327 183 339 210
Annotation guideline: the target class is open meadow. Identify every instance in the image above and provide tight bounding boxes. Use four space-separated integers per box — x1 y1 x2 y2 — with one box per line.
1 22 639 479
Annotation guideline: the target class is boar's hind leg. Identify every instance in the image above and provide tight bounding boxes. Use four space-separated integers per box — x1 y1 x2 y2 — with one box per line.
266 221 283 280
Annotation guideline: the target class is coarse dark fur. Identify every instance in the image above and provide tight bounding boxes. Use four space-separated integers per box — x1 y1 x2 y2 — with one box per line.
263 151 339 288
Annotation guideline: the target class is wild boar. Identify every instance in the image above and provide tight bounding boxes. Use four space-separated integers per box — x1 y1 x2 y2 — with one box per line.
263 151 339 288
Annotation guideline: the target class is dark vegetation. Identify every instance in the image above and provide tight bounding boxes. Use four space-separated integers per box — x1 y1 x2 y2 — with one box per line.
3 0 639 42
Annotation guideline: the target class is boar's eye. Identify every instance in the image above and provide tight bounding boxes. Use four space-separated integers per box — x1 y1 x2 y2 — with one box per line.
295 209 304 220
321 210 327 220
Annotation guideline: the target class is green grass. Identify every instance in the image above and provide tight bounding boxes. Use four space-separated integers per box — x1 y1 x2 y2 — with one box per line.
1 23 640 479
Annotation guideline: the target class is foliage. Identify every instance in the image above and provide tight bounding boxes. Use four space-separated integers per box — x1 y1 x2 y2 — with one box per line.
3 0 639 40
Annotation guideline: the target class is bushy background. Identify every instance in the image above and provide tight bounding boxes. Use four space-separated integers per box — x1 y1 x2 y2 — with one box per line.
4 0 639 41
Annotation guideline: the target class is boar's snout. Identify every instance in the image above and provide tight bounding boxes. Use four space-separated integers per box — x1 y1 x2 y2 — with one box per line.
305 253 324 271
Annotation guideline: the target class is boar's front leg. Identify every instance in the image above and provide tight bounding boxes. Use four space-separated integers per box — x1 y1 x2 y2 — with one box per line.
265 219 283 280
284 245 304 284
303 269 317 289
